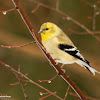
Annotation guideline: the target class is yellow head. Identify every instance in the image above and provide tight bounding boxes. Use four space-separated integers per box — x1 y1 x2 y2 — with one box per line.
39 22 60 42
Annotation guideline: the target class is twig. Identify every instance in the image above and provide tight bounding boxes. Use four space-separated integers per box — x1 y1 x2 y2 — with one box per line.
39 92 56 100
0 61 63 100
0 7 18 15
69 92 100 100
56 0 59 10
17 65 28 100
20 81 28 100
31 0 100 42
10 82 20 86
93 4 97 32
82 0 93 8
82 0 100 14
1 0 100 41
32 4 40 13
64 85 70 100
31 0 93 35
39 92 49 96
10 65 28 100
94 35 100 42
68 28 100 35
38 74 58 83
11 0 87 99
1 41 35 48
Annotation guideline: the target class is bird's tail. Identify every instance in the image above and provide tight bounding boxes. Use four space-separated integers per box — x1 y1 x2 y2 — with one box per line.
76 60 100 76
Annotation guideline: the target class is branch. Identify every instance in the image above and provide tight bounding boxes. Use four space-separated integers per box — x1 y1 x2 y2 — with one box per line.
32 4 40 13
1 41 35 48
56 0 59 10
11 0 87 100
82 0 100 14
68 28 100 35
64 85 70 100
0 7 18 15
93 4 97 32
39 92 56 100
17 65 28 100
69 92 100 100
32 0 93 35
0 61 63 100
31 0 100 42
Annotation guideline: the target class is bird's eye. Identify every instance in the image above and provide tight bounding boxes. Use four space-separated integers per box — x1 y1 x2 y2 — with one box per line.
45 28 49 30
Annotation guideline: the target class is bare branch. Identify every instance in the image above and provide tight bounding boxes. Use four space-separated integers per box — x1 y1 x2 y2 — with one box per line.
11 0 87 99
0 61 63 100
31 0 93 35
82 0 100 14
39 92 56 100
93 4 97 32
64 85 70 100
56 0 59 10
38 74 58 83
0 7 18 15
31 0 100 42
32 4 40 13
69 92 100 100
17 65 28 100
68 28 100 35
1 41 35 48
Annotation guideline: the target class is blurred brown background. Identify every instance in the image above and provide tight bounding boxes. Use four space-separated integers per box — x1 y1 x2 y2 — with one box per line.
0 0 100 100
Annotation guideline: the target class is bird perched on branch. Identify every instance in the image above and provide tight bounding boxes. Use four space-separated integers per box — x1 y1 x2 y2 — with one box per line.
38 22 100 75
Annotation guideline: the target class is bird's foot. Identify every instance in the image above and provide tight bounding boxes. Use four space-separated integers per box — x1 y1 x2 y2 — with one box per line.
60 64 66 74
61 69 66 73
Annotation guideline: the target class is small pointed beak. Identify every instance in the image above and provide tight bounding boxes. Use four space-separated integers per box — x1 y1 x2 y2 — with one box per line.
38 29 43 34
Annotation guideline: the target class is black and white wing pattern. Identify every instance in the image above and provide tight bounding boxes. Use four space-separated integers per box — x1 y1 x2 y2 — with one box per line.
58 44 100 75
58 44 89 64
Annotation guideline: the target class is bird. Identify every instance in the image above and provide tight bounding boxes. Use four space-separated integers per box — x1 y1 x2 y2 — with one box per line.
38 22 100 76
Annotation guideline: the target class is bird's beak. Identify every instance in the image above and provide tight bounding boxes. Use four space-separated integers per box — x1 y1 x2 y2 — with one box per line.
38 29 43 34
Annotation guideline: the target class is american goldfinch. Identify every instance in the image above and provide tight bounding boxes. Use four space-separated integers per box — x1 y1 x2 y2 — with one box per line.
38 22 100 76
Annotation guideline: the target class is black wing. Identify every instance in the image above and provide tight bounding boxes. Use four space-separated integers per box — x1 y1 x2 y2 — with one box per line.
58 44 89 64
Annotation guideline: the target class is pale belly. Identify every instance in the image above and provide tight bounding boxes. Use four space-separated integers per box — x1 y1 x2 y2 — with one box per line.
42 39 77 64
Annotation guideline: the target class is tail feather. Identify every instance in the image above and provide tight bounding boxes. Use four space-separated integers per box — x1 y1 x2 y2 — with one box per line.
76 60 100 76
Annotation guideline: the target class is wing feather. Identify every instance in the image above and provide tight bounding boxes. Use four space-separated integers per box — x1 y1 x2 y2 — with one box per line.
58 44 89 64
